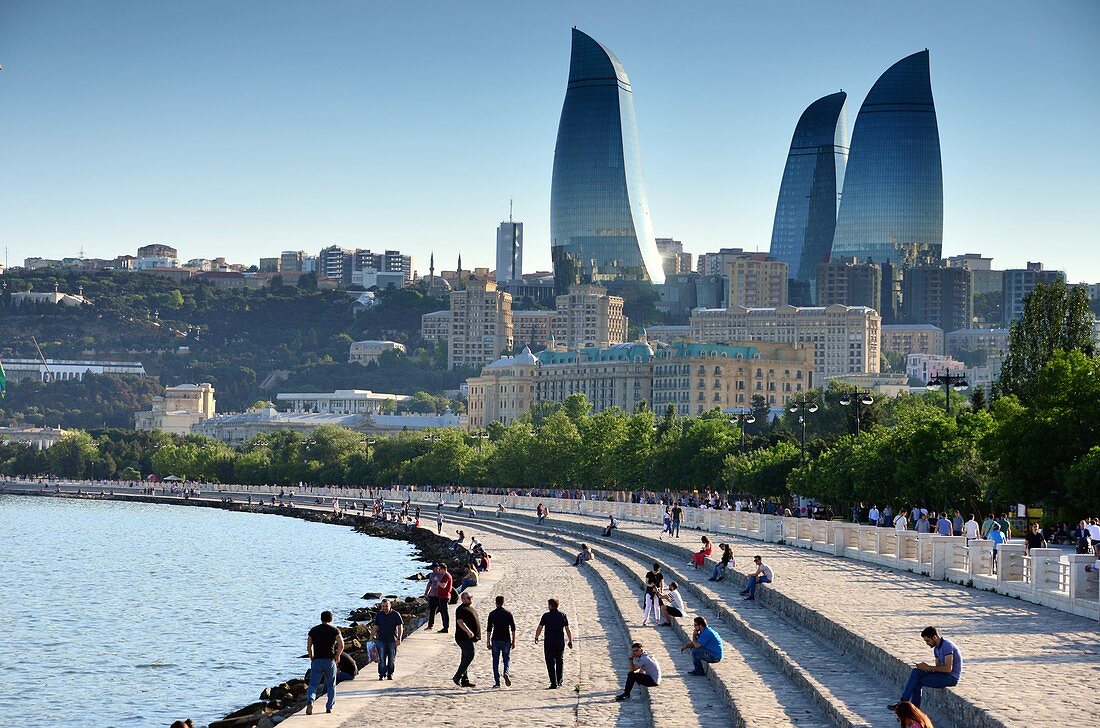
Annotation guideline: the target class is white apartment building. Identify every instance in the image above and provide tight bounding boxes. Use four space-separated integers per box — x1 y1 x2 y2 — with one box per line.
348 340 406 365
448 280 514 369
690 304 880 382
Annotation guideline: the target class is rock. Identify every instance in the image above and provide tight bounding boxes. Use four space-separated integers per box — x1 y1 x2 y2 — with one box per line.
383 594 397 600
260 687 272 700
222 702 269 720
258 718 276 728
209 714 263 728
362 592 382 599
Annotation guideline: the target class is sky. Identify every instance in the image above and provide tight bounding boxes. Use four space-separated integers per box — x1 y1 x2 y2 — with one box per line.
1 1 1098 281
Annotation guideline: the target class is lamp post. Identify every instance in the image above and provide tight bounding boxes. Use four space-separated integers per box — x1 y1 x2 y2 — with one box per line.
729 411 756 455
925 369 969 415
473 430 488 454
788 398 819 463
838 388 875 435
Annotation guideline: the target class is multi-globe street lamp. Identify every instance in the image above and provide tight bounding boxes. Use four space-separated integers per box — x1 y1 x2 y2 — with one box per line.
787 398 819 463
925 370 969 415
838 388 875 435
729 411 756 455
472 430 489 453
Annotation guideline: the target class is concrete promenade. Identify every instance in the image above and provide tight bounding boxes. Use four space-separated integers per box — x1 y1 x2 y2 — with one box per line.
5 482 1098 727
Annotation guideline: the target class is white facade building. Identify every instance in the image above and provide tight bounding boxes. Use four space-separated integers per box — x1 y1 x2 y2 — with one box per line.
276 389 412 415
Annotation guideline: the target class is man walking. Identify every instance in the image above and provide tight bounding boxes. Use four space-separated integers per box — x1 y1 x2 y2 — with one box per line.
615 642 662 701
423 563 453 632
453 592 481 688
887 626 962 711
739 555 773 601
485 595 517 688
963 514 980 544
305 610 344 715
670 503 683 538
680 616 723 675
868 504 881 527
936 513 953 536
534 598 573 689
371 599 403 681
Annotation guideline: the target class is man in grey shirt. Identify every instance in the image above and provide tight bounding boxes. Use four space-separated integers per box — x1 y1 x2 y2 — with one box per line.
615 642 661 701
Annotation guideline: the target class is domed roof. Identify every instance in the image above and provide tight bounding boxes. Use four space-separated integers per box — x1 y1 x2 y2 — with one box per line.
515 346 538 365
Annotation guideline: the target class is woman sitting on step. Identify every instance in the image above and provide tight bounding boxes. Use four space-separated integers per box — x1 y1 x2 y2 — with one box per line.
690 536 713 569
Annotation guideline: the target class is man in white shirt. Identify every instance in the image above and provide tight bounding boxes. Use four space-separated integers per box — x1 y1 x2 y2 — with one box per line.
740 556 773 601
894 513 909 532
1087 520 1100 541
963 514 980 544
869 505 881 527
615 642 661 701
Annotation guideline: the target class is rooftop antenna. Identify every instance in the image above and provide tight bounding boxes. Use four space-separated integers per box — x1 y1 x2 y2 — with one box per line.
509 198 513 224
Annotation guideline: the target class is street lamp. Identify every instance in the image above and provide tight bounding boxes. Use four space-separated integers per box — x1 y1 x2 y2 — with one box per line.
472 431 488 453
838 389 875 435
925 370 969 415
729 411 756 455
788 398 819 463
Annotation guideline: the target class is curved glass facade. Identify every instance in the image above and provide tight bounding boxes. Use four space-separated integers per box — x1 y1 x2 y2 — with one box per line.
831 51 943 267
769 91 848 283
551 28 665 293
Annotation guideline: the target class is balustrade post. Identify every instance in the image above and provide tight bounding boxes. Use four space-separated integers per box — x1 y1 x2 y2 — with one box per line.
931 536 966 580
1066 554 1099 600
1028 548 1062 590
996 543 1026 583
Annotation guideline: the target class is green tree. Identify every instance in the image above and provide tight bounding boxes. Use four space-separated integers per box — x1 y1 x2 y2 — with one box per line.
725 440 801 499
48 431 101 479
997 279 1094 404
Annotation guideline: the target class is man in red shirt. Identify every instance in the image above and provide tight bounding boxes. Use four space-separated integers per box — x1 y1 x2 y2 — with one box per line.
429 564 453 633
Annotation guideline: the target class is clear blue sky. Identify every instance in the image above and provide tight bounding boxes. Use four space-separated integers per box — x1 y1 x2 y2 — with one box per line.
2 1 1098 281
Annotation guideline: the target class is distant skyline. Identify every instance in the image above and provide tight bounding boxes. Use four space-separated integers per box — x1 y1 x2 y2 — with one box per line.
1 1 1098 280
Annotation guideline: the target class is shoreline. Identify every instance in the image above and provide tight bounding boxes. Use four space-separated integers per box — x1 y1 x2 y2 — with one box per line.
0 485 473 728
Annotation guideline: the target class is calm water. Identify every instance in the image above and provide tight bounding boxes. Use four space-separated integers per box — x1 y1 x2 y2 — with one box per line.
0 496 421 728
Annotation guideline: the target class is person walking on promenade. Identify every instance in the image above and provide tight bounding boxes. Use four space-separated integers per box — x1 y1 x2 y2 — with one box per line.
952 510 964 537
916 512 931 534
642 563 664 626
936 513 952 536
485 595 517 688
305 610 344 715
537 502 547 526
371 599 403 680
424 563 453 632
660 581 685 627
671 503 683 538
573 543 594 567
893 511 909 532
709 544 734 582
680 616 723 675
661 506 672 538
893 701 934 728
869 504 881 527
534 598 573 689
1024 522 1048 554
740 555 772 601
615 641 662 701
980 513 996 538
436 512 444 535
996 512 1013 541
963 514 979 544
988 522 1006 574
887 626 962 711
453 592 481 688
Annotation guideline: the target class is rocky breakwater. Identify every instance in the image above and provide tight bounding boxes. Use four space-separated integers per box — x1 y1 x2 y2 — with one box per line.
208 516 473 728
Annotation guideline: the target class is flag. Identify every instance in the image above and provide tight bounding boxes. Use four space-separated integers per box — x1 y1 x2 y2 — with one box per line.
0 359 5 398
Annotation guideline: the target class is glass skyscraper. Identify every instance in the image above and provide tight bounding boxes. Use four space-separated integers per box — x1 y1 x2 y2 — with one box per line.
831 50 943 267
768 91 849 287
550 28 665 294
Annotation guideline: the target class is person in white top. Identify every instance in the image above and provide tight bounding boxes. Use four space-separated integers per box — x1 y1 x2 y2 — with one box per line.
740 556 773 601
615 642 662 701
660 581 686 627
894 513 909 532
963 515 980 543
1087 520 1100 541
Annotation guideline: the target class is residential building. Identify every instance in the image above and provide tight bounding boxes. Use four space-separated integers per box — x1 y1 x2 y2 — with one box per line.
0 426 68 450
690 304 880 381
769 91 848 286
137 244 178 259
420 310 452 342
698 248 751 277
656 238 693 276
280 250 306 273
512 310 558 350
495 220 524 283
947 253 1002 295
816 257 881 309
644 325 693 344
945 328 1010 362
881 324 945 356
725 253 788 308
318 245 353 283
830 372 910 398
906 354 965 384
1 358 145 383
901 265 973 332
258 257 281 273
135 255 179 270
134 383 216 436
550 28 664 293
535 342 655 416
448 280 513 369
653 341 814 415
348 340 406 365
553 285 628 350
275 389 411 414
1002 263 1066 325
832 51 943 267
466 347 540 429
499 274 556 306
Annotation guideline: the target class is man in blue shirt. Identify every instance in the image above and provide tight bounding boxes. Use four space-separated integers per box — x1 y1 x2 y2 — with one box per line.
888 626 962 710
371 599 404 681
680 616 723 675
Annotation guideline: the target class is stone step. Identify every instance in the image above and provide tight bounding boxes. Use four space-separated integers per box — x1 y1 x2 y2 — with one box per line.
446 508 947 728
455 515 833 728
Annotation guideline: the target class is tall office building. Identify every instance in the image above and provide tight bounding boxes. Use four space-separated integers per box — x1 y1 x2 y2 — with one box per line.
832 51 943 267
769 91 848 287
901 265 972 332
1002 263 1066 326
550 28 665 293
495 220 524 283
816 257 881 309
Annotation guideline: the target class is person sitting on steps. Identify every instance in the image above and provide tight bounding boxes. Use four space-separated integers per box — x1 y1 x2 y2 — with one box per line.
739 555 772 601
